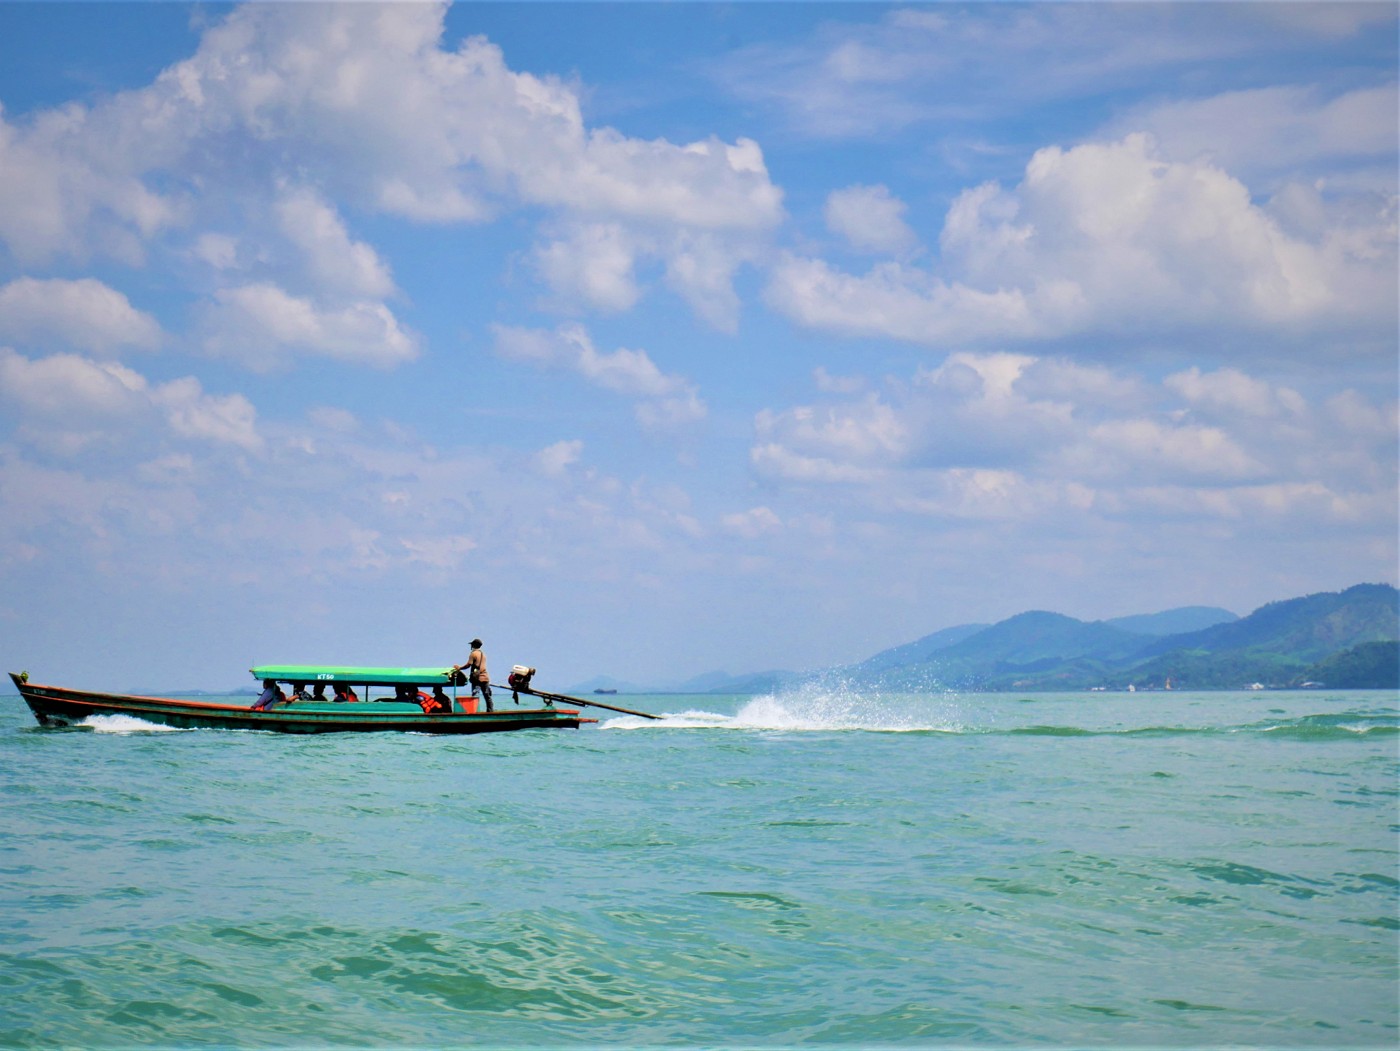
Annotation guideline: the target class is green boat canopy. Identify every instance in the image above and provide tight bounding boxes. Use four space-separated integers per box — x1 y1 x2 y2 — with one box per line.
250 665 460 686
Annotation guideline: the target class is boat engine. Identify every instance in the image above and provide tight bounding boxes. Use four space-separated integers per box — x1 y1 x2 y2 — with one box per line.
507 665 535 703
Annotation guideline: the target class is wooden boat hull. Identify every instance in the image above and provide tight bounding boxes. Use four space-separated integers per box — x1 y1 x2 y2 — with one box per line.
11 678 593 735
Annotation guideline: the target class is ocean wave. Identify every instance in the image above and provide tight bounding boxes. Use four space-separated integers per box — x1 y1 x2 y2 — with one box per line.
601 689 968 733
1252 713 1399 740
599 691 1397 740
1011 718 1398 739
80 714 188 734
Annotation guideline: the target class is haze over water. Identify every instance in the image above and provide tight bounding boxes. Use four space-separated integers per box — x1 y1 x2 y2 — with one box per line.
2 687 1396 1048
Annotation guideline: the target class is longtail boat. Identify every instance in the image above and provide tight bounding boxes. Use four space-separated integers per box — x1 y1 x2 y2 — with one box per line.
8 665 599 735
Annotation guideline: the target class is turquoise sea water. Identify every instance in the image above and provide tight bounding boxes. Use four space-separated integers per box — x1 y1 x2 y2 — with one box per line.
1 686 1395 1048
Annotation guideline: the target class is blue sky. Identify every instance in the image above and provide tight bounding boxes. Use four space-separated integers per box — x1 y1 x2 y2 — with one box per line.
0 2 1395 691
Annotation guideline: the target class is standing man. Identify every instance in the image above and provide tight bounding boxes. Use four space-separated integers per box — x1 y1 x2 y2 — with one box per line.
456 638 494 713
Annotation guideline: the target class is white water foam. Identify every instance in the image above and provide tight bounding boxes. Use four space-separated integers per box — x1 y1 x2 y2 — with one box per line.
601 683 966 733
81 714 187 734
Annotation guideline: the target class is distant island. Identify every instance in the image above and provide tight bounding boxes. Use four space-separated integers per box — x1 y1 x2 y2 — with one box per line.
571 583 1399 693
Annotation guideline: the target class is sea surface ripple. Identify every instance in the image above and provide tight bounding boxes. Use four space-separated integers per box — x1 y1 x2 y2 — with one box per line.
1 687 1395 1048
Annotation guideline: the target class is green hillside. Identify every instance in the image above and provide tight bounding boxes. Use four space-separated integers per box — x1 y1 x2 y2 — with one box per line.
858 584 1398 691
856 623 988 675
579 585 1398 693
1137 584 1399 663
1301 641 1399 689
1105 606 1238 636
937 611 1146 664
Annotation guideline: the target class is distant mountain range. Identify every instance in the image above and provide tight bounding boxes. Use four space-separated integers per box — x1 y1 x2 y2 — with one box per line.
571 584 1399 693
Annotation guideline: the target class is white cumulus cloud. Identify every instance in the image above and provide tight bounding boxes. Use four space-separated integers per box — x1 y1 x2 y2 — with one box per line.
534 223 641 313
200 283 417 370
0 348 262 453
721 505 783 539
274 185 396 299
493 322 706 429
1108 85 1398 190
824 184 918 255
750 352 1395 529
0 277 162 354
0 3 784 333
535 439 584 477
770 134 1394 352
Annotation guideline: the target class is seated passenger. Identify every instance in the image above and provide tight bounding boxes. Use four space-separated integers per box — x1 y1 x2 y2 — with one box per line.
290 682 312 703
419 685 451 714
252 679 285 711
332 684 358 703
311 683 328 702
